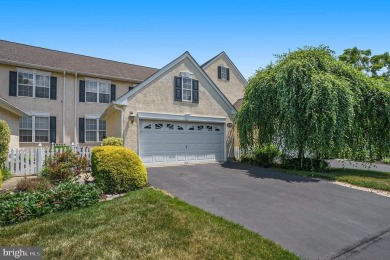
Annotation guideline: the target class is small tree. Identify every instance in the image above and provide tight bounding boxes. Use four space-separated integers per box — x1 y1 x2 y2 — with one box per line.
0 120 11 165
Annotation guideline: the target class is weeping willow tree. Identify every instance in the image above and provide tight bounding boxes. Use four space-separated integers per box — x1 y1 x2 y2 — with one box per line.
236 46 390 160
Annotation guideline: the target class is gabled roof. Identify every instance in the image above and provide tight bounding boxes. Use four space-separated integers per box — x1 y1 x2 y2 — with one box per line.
201 51 248 85
0 40 158 82
113 51 237 113
0 97 28 117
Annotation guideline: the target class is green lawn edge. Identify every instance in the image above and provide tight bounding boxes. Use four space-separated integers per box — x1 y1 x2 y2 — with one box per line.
276 167 390 191
0 188 299 260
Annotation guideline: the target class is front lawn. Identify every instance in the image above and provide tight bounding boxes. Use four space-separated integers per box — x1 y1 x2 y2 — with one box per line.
279 168 390 191
0 188 298 260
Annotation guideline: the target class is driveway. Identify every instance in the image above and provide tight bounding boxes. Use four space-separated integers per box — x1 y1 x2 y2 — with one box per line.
148 162 390 260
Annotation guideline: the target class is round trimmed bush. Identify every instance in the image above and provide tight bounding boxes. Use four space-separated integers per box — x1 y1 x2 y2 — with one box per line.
91 146 147 193
102 137 123 146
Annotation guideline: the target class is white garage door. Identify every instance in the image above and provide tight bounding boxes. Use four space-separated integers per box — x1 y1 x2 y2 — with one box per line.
139 120 225 164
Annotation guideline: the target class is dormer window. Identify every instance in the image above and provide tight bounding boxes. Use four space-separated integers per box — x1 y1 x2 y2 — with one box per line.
174 73 199 103
182 77 192 101
218 65 230 81
221 66 227 80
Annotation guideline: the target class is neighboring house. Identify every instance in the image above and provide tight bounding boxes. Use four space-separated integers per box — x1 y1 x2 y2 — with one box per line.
0 97 28 148
0 40 157 147
101 52 247 165
0 40 247 165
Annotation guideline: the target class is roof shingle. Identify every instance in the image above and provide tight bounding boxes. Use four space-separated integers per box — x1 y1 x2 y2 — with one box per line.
0 40 158 82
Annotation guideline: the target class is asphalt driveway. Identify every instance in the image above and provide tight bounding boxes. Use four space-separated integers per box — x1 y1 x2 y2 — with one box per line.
148 162 390 260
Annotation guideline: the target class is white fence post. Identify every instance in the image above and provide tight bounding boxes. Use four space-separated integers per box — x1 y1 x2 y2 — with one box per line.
36 143 43 174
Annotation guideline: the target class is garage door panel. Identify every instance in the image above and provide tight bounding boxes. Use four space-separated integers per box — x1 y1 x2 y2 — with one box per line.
139 120 225 165
177 154 186 161
154 155 165 163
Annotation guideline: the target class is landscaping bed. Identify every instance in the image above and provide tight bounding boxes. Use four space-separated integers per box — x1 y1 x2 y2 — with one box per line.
0 188 298 260
0 144 148 226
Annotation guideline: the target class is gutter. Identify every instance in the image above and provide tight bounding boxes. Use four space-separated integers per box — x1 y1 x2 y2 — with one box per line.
0 98 29 117
74 73 77 144
62 71 66 144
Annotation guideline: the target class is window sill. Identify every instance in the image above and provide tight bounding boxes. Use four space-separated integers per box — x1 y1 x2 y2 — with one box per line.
19 142 50 144
14 96 51 100
83 102 111 105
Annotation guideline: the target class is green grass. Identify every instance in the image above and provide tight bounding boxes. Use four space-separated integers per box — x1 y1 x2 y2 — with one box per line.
0 188 298 260
278 168 390 191
382 158 390 165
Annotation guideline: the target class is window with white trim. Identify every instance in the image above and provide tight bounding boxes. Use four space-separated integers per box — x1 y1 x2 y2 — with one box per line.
85 119 106 142
182 77 192 101
19 116 49 143
221 65 228 80
85 80 111 103
17 71 50 98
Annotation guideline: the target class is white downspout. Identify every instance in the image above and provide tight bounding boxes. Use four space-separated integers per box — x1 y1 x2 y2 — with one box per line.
62 71 66 144
74 73 77 144
112 105 124 142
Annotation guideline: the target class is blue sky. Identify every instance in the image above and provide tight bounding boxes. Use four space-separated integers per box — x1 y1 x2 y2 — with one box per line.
0 0 389 79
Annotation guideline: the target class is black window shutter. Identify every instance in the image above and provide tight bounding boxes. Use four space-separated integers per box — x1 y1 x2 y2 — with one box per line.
50 77 57 100
174 76 182 101
50 116 56 143
111 84 116 101
79 80 85 102
226 68 230 81
79 118 85 143
218 66 222 79
9 71 17 96
192 79 199 103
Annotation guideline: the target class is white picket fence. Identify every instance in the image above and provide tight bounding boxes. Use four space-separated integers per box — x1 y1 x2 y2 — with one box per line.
4 144 92 176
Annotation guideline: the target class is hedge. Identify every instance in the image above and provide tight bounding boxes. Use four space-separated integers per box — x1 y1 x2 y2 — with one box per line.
91 146 147 193
0 120 10 165
102 137 123 146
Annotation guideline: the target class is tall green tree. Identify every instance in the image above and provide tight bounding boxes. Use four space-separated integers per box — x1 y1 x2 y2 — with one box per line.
339 47 390 80
236 46 390 161
338 47 371 72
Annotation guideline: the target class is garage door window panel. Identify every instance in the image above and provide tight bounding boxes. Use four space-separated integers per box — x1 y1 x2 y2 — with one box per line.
155 123 163 130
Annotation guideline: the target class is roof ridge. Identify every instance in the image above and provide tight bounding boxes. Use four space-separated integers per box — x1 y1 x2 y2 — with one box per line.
201 51 225 67
0 39 158 70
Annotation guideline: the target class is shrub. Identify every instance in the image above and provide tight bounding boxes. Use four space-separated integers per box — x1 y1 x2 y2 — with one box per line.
15 177 52 192
42 150 90 184
0 169 2 189
1 168 11 181
0 120 10 165
91 146 147 193
102 137 123 146
253 144 281 167
281 157 330 172
0 181 101 226
382 158 390 165
240 154 254 164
